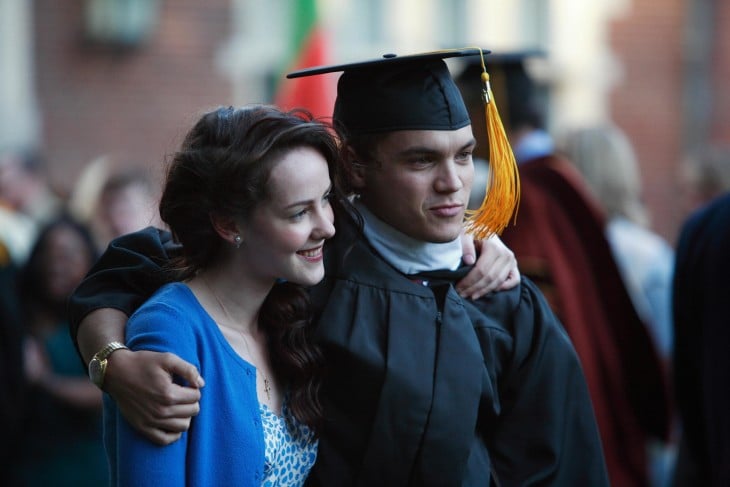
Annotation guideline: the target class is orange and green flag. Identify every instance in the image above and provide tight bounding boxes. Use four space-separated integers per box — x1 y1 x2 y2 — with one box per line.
274 0 336 120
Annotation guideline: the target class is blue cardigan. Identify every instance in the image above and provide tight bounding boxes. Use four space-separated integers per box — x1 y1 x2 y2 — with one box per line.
104 283 265 486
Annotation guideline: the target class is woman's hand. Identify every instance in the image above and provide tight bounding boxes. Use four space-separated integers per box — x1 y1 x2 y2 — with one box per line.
458 233 520 299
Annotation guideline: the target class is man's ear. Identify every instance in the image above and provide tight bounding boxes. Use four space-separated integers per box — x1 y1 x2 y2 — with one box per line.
344 147 367 190
209 212 241 246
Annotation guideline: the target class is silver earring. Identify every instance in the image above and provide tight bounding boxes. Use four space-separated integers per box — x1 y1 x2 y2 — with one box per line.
234 235 242 248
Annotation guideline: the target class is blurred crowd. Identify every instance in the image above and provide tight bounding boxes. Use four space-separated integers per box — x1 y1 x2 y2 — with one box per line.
0 149 160 485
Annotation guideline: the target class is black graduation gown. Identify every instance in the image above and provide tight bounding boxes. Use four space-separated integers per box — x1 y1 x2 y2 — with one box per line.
307 216 607 486
68 222 608 486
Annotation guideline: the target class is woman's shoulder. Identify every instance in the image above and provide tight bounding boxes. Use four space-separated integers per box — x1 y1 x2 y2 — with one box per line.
138 282 195 308
125 282 217 359
129 282 204 329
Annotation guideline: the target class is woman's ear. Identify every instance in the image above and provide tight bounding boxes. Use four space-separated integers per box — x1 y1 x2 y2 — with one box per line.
209 212 241 246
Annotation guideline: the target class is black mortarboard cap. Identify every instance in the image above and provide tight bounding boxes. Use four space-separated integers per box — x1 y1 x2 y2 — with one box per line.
287 48 486 135
288 48 521 239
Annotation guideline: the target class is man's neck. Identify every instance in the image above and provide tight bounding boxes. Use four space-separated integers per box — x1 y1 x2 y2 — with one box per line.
354 199 462 275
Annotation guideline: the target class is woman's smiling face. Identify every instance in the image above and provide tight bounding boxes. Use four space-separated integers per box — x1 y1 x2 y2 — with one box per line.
240 146 336 287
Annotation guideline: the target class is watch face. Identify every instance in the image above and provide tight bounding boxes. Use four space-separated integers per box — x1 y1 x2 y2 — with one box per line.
89 359 104 385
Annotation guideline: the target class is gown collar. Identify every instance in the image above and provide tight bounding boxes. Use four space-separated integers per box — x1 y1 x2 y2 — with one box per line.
354 199 463 276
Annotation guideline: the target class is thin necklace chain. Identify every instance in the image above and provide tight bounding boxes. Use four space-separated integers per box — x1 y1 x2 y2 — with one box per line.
204 278 272 401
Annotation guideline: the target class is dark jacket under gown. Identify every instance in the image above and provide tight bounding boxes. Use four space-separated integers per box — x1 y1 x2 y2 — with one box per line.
673 192 730 487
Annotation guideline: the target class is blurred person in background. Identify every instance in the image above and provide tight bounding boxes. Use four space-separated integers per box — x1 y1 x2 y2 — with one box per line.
457 53 670 487
559 124 677 486
0 148 55 266
559 124 674 361
677 144 730 216
0 148 63 231
0 237 26 481
0 200 36 266
13 214 108 486
672 191 730 487
0 150 62 481
95 168 162 244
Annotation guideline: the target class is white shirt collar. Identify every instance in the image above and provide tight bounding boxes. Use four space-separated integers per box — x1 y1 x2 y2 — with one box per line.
354 199 463 275
514 129 555 163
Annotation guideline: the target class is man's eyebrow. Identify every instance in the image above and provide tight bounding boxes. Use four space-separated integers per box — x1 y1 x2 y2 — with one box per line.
396 146 440 157
395 138 477 158
460 138 478 151
468 137 478 146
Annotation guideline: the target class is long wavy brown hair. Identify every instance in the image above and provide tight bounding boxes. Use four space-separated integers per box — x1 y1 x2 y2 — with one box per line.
158 104 344 429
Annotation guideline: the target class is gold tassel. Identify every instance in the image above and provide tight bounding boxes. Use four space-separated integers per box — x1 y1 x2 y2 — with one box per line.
464 50 521 239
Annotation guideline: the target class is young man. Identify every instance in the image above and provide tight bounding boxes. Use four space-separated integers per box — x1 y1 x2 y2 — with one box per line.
69 49 607 485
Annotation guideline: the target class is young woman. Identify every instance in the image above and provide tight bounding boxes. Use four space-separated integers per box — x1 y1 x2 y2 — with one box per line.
104 105 339 486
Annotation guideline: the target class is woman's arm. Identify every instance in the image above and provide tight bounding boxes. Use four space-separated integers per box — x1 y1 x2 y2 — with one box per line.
110 301 197 485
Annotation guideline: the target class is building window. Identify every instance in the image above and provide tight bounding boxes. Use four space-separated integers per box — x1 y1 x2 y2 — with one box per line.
84 0 160 48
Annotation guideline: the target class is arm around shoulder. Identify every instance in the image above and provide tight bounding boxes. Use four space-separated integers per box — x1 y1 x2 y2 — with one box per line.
77 308 129 365
77 280 205 447
68 227 179 351
109 289 205 446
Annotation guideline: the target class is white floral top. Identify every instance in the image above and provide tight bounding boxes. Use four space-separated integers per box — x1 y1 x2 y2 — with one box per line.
261 400 318 486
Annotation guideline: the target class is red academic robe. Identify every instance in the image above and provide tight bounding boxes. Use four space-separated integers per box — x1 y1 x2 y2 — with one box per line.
500 154 670 487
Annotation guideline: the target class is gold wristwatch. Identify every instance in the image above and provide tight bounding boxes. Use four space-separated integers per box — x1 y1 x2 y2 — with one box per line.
88 341 129 389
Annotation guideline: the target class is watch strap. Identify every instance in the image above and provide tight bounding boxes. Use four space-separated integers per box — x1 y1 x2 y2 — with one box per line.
93 341 129 362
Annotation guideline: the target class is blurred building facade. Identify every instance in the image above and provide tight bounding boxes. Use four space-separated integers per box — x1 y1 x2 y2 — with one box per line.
1 0 728 242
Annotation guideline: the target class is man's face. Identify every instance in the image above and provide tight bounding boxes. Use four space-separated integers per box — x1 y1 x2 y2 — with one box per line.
355 126 476 243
